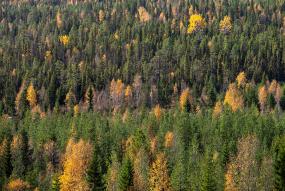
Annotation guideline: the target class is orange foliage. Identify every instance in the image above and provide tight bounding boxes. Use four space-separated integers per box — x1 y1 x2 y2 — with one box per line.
258 85 268 113
153 104 162 120
138 7 151 23
5 179 31 191
164 131 174 148
224 164 238 191
179 88 191 111
224 83 244 112
125 85 132 99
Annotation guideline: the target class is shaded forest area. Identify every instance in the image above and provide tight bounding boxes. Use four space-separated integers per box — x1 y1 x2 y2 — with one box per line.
1 0 285 190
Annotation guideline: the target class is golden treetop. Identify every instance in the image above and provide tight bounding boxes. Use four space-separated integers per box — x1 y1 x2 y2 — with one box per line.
59 35 69 46
258 85 268 112
236 71 246 87
224 83 244 112
27 82 37 108
5 179 31 191
56 11 63 28
213 101 223 117
73 104 80 117
60 139 93 191
45 50 52 62
149 152 171 191
269 80 277 94
125 85 132 98
179 88 191 110
187 14 206 34
164 131 174 148
153 104 162 120
220 16 232 34
99 10 105 22
138 7 151 23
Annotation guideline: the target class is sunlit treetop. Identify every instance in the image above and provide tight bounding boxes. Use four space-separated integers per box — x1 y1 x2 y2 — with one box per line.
236 71 246 87
187 14 206 34
224 83 244 112
220 16 232 34
59 35 69 46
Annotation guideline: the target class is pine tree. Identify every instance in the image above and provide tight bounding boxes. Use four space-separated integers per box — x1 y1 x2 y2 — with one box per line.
118 157 133 191
87 145 105 191
201 155 216 191
274 136 285 191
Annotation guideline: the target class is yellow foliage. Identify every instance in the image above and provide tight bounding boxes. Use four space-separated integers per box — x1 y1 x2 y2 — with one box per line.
224 164 238 191
220 16 232 34
59 35 69 46
164 131 174 148
275 83 283 104
149 153 171 191
56 11 63 28
114 32 119 40
153 104 162 120
150 137 157 154
11 68 16 76
138 6 151 23
99 10 105 22
116 79 124 95
179 88 191 110
5 179 31 191
74 104 80 117
122 109 129 123
269 80 277 94
258 85 268 112
45 50 52 62
27 82 37 108
125 85 132 98
59 139 93 191
213 101 223 117
224 83 244 112
236 72 246 87
187 14 206 34
15 80 26 113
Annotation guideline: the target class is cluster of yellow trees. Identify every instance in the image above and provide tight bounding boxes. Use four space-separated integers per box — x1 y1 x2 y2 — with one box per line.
187 14 232 34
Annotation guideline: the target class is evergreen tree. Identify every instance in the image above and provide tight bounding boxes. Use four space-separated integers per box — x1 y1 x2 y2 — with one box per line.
118 157 133 191
274 136 285 191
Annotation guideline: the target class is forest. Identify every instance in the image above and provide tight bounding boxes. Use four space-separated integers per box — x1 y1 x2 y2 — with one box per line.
1 0 285 190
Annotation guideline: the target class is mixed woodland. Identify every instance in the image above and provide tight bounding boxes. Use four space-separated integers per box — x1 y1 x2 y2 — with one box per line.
1 0 285 190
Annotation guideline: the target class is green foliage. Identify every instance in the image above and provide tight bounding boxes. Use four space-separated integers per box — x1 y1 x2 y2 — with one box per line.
274 136 285 191
118 157 133 191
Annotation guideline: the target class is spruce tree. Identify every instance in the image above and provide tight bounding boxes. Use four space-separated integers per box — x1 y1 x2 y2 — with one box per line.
118 157 133 191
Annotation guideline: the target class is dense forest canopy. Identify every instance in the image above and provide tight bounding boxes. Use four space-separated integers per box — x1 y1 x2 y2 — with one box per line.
1 0 285 190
